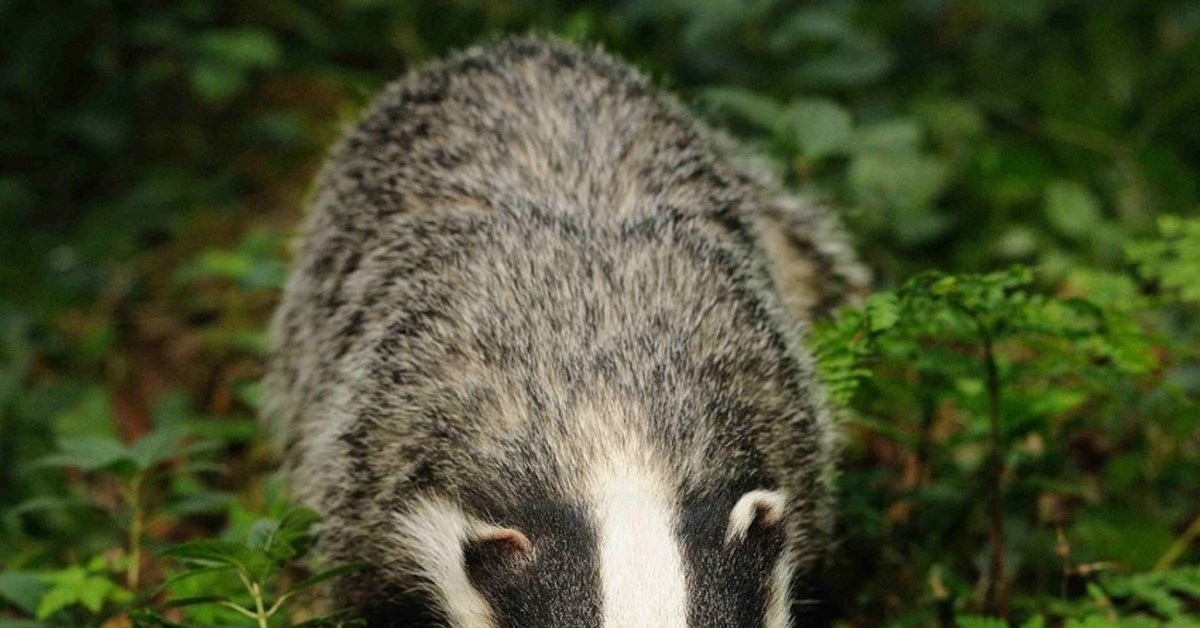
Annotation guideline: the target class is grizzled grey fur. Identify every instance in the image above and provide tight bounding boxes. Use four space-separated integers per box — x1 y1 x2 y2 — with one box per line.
265 36 868 623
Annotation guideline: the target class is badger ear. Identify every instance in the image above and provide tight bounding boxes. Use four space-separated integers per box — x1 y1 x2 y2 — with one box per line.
724 489 787 545
470 525 533 551
465 525 534 566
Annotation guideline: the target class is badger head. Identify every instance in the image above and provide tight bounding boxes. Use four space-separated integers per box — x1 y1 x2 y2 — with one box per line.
373 467 797 628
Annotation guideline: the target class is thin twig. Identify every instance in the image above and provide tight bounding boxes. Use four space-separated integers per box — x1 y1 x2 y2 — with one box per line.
1153 512 1200 573
217 600 261 620
125 472 145 591
981 332 1009 617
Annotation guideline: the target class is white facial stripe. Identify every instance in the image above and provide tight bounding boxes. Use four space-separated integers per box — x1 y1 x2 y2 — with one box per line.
392 497 499 628
593 455 689 628
765 545 796 628
725 489 787 545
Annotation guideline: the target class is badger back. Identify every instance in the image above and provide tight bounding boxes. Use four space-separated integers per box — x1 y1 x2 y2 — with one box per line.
264 37 859 627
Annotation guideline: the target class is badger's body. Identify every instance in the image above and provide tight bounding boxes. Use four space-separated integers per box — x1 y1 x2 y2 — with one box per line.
265 37 867 627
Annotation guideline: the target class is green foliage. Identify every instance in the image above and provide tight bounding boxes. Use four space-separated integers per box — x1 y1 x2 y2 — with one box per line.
32 557 132 620
151 508 363 627
1129 217 1200 304
0 407 356 625
812 255 1197 623
2 0 1198 625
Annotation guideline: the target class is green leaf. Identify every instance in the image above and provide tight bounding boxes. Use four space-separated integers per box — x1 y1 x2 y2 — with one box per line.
0 572 49 616
767 7 858 50
1021 616 1048 628
164 535 278 583
852 119 922 155
865 293 900 333
34 566 129 619
78 575 114 612
161 540 257 571
914 98 985 146
128 424 189 469
849 153 950 222
165 490 235 517
788 98 853 160
700 87 786 133
255 508 322 565
127 608 186 627
9 495 92 517
1045 180 1103 240
1074 511 1176 571
246 517 281 553
957 616 1009 628
50 385 118 439
37 435 131 473
190 63 245 104
196 29 281 69
157 565 237 591
276 507 322 539
795 39 893 87
159 595 230 609
1128 216 1200 303
182 416 260 443
1101 567 1200 620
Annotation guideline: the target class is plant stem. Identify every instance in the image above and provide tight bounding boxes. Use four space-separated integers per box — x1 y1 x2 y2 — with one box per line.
126 472 145 591
251 581 269 628
1153 513 1200 573
217 601 262 620
981 333 1009 617
238 570 271 628
915 386 936 486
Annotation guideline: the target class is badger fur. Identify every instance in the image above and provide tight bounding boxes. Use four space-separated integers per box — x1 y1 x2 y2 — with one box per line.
265 36 868 627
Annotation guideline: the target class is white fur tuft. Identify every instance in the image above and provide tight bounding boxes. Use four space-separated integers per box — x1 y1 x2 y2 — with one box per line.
765 544 796 628
391 497 499 628
724 489 787 545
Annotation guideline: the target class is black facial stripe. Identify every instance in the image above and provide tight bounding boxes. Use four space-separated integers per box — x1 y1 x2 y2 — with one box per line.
463 500 602 628
357 581 444 628
681 490 785 628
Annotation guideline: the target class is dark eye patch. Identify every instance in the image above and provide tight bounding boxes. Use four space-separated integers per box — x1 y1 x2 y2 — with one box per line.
463 502 603 628
358 584 444 628
680 490 786 628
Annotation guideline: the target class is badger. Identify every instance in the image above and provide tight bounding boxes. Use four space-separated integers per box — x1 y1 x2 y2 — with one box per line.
264 36 868 627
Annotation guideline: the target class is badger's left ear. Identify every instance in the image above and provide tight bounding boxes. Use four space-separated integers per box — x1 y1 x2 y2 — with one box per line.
464 525 535 572
724 489 787 545
468 525 533 554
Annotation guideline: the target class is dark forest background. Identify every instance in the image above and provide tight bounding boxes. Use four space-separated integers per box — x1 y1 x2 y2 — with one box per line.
1 1 1198 625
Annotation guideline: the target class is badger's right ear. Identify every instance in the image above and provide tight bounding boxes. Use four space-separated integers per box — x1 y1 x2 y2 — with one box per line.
724 489 787 545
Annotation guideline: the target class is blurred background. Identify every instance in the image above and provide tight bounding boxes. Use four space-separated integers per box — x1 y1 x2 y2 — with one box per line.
1 1 1198 626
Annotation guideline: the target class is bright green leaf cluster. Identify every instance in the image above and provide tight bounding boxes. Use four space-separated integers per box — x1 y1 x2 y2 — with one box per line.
1128 217 1200 304
155 508 363 627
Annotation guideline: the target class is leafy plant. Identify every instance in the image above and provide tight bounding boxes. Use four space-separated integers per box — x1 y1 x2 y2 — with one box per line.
34 425 210 591
30 557 132 621
813 259 1196 624
1128 216 1200 305
0 424 360 626
147 508 363 627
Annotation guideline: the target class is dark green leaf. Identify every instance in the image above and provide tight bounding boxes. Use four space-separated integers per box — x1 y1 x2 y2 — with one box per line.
0 572 49 616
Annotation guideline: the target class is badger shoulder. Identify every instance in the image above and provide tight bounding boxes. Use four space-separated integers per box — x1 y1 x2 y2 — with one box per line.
287 34 866 371
359 35 864 309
